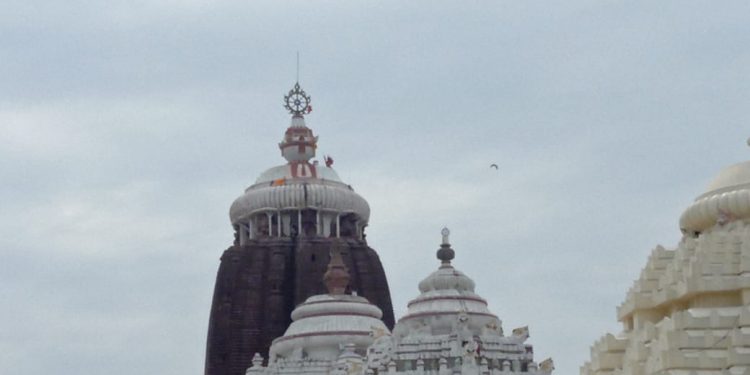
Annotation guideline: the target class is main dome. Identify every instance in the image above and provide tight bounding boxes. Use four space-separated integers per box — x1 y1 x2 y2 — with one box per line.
254 163 343 185
228 83 371 242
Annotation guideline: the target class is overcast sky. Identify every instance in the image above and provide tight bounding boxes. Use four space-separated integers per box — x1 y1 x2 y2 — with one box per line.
2 1 749 374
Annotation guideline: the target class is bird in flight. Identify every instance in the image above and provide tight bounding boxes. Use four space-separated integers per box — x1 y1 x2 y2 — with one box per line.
490 164 499 170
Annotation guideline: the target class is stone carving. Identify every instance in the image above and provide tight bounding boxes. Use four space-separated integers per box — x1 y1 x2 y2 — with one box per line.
539 358 554 373
481 320 502 336
510 326 529 344
453 312 473 343
367 326 394 372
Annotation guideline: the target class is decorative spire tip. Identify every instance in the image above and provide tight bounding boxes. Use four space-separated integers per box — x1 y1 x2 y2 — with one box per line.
441 227 450 245
283 82 312 117
437 227 455 265
324 242 350 295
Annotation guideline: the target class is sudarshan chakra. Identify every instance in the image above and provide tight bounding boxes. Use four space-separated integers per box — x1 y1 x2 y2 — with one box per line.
283 82 311 116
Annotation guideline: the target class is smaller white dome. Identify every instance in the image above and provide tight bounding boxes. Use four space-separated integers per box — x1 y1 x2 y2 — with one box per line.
270 294 388 362
680 160 750 232
418 265 476 293
394 233 499 338
702 161 750 196
290 294 383 321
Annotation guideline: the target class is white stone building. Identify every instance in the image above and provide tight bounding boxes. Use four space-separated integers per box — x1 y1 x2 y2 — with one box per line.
581 159 750 375
247 229 554 375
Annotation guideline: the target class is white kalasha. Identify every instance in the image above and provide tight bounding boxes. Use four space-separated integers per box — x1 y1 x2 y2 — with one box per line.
247 231 554 375
581 159 750 375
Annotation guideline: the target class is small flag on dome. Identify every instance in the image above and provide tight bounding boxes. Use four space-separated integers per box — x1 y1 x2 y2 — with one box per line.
271 178 286 186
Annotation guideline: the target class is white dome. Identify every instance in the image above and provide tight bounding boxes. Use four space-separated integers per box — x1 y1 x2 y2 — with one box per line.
703 161 750 195
229 180 370 225
255 164 343 185
290 294 383 321
393 238 499 338
269 294 388 361
417 265 476 293
680 161 750 232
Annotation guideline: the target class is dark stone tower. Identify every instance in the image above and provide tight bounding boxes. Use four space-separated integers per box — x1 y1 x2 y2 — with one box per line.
205 82 394 375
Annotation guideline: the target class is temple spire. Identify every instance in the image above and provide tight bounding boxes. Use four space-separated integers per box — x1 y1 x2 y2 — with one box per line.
324 242 350 295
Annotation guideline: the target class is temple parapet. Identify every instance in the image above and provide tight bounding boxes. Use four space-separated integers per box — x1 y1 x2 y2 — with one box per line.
581 150 750 375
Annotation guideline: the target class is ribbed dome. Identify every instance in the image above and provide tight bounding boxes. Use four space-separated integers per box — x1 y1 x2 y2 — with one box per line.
269 293 388 361
269 243 389 362
417 265 476 293
680 160 750 232
393 230 499 338
229 181 370 225
228 93 370 227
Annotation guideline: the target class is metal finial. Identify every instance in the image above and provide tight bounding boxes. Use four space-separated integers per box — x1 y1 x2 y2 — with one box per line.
283 82 311 116
437 227 455 265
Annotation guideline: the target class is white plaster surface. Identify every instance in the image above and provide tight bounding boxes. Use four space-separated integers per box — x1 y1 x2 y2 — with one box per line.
581 160 750 375
229 181 370 225
252 237 554 375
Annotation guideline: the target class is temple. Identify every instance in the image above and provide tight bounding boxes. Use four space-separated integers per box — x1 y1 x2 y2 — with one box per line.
581 153 750 374
246 228 555 375
205 82 395 375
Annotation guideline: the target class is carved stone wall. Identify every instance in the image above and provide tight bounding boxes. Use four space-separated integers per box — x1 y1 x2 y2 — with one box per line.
205 238 394 375
581 220 750 375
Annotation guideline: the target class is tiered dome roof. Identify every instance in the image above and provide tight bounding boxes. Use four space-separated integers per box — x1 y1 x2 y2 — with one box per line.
228 83 370 226
270 293 387 360
394 228 499 337
268 243 388 362
680 159 750 232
